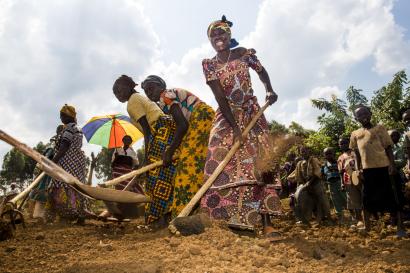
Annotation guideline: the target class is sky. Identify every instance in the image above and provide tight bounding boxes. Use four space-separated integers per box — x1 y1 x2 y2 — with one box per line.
0 0 410 167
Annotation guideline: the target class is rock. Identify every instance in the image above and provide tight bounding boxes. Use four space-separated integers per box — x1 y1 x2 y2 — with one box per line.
312 248 323 260
384 269 394 273
98 240 113 251
252 257 267 268
295 252 304 259
221 254 233 261
275 265 287 271
172 214 211 236
280 259 290 268
181 251 190 259
381 250 390 255
335 259 344 266
140 263 160 273
35 233 45 240
5 246 16 253
189 246 202 255
256 239 270 248
169 238 181 247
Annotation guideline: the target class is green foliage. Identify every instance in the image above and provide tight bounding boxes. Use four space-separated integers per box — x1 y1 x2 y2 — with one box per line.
94 147 114 180
304 130 333 156
0 148 26 186
370 70 409 131
269 120 289 136
288 121 314 138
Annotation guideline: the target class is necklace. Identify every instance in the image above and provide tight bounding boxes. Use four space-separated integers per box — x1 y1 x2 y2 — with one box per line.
216 49 231 70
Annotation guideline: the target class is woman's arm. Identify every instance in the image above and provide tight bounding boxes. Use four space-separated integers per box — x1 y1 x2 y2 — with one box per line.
137 116 151 165
207 80 243 143
163 104 189 166
52 139 70 163
257 67 278 105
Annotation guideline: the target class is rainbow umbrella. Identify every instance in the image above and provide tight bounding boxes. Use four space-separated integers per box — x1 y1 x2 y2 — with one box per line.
82 114 143 148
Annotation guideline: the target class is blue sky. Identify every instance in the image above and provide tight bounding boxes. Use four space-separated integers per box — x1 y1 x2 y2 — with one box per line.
0 0 409 166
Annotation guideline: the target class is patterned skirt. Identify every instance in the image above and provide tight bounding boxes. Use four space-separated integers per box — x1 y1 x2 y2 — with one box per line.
200 99 282 227
46 149 91 221
169 103 215 218
145 115 177 224
200 184 281 227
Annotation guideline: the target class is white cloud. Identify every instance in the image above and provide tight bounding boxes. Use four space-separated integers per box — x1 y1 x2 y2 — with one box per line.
0 0 159 161
150 0 410 130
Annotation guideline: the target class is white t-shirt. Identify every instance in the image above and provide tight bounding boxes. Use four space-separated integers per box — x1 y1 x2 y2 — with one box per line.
112 147 139 167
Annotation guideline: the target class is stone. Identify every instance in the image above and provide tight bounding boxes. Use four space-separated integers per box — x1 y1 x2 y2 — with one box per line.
172 214 211 236
295 252 304 259
335 259 344 266
252 257 267 268
256 239 271 248
140 263 160 273
189 246 202 255
98 240 113 251
5 246 16 253
35 233 45 240
312 248 323 260
169 238 181 247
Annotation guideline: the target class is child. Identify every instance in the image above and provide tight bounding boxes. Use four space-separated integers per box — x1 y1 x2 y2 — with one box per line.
337 137 363 225
288 146 331 225
350 105 406 236
322 147 347 223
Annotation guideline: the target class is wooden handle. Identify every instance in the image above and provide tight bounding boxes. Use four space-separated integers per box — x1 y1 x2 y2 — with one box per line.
0 130 150 203
9 172 45 204
102 160 164 187
175 102 270 219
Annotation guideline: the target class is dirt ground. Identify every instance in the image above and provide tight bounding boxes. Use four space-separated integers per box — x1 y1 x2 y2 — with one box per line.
1 210 410 273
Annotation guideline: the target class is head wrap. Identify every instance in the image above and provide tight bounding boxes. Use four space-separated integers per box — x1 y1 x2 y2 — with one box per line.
113 75 137 92
207 15 239 48
60 104 76 118
141 75 166 90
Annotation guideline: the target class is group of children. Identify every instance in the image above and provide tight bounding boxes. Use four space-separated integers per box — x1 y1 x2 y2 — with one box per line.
282 106 410 237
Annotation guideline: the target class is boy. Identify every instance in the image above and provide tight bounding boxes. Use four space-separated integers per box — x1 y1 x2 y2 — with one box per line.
337 137 363 225
322 147 346 223
350 105 406 236
288 146 330 225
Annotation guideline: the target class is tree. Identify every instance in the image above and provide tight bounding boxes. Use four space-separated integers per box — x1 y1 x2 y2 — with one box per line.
0 148 26 188
371 70 409 131
269 120 289 136
94 148 114 180
288 121 314 138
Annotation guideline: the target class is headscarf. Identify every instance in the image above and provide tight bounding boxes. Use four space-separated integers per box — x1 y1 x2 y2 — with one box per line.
60 104 76 118
207 15 239 48
113 75 137 92
141 75 166 90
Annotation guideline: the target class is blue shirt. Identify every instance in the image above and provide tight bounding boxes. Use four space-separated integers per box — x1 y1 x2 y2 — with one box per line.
321 161 340 182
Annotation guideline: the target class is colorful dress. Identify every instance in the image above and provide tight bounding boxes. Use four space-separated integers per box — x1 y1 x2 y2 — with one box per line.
158 88 215 218
200 48 281 228
126 92 177 224
46 123 92 221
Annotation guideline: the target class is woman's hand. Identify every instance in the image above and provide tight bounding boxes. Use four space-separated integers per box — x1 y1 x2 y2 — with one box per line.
265 91 278 105
162 148 173 167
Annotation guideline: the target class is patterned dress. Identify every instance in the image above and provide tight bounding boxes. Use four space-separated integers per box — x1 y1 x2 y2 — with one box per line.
145 115 177 224
200 48 281 228
158 88 215 218
46 123 91 221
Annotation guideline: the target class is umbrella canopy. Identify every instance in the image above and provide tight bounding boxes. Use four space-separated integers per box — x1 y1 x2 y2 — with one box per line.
82 114 143 148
